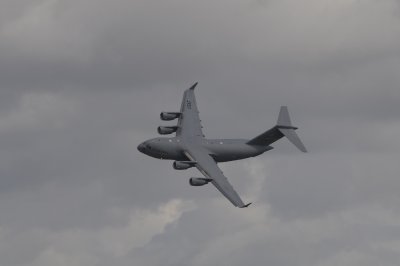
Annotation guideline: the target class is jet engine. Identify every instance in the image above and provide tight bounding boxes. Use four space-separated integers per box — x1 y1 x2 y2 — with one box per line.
173 161 196 170
157 126 178 135
189 177 213 186
160 112 181 121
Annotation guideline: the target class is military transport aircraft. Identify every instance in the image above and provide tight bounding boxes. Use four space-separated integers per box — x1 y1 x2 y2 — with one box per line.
138 83 307 208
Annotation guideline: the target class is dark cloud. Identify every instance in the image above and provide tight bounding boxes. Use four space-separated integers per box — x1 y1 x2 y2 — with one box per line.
0 0 400 265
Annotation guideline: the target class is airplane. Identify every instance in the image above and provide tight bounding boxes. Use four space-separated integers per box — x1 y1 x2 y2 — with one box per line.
137 83 307 208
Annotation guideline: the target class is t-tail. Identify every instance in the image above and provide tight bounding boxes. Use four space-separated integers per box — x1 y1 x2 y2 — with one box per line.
247 106 307 152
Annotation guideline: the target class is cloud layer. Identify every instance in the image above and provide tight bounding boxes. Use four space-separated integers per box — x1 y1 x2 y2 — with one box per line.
0 0 400 265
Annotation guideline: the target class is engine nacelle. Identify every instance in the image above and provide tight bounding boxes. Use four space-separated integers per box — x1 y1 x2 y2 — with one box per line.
189 177 213 186
157 126 178 135
160 112 181 121
173 161 196 170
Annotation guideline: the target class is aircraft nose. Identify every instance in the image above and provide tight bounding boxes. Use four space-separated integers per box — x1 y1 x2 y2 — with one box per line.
137 143 145 153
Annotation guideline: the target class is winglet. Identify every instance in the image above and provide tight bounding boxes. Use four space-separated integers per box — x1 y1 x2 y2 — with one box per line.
239 202 252 208
189 82 198 90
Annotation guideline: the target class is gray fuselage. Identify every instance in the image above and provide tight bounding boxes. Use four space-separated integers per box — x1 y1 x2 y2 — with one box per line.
137 137 273 162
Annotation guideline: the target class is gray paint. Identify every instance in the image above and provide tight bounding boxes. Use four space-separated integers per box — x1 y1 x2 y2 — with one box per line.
138 138 271 162
138 83 306 207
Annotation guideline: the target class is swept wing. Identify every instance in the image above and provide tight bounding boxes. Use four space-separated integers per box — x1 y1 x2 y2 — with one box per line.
185 148 251 208
176 83 204 139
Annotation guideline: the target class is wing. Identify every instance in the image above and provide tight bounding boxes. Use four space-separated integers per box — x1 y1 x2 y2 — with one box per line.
185 148 251 208
176 83 204 139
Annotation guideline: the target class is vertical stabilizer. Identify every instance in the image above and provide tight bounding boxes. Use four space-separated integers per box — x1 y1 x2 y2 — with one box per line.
276 106 307 152
277 106 292 127
247 106 307 152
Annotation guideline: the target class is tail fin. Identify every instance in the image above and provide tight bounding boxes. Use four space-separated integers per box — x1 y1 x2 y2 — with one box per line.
277 106 294 128
247 106 307 152
276 106 307 152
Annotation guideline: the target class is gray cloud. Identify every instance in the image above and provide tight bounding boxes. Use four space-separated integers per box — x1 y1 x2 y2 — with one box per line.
0 0 400 265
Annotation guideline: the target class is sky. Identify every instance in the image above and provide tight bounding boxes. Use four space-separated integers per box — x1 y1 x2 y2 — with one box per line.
0 0 400 265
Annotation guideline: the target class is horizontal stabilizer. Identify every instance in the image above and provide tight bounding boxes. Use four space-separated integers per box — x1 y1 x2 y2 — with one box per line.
247 106 307 152
278 127 307 152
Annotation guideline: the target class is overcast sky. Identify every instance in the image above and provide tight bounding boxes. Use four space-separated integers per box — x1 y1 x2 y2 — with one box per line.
1 0 400 265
